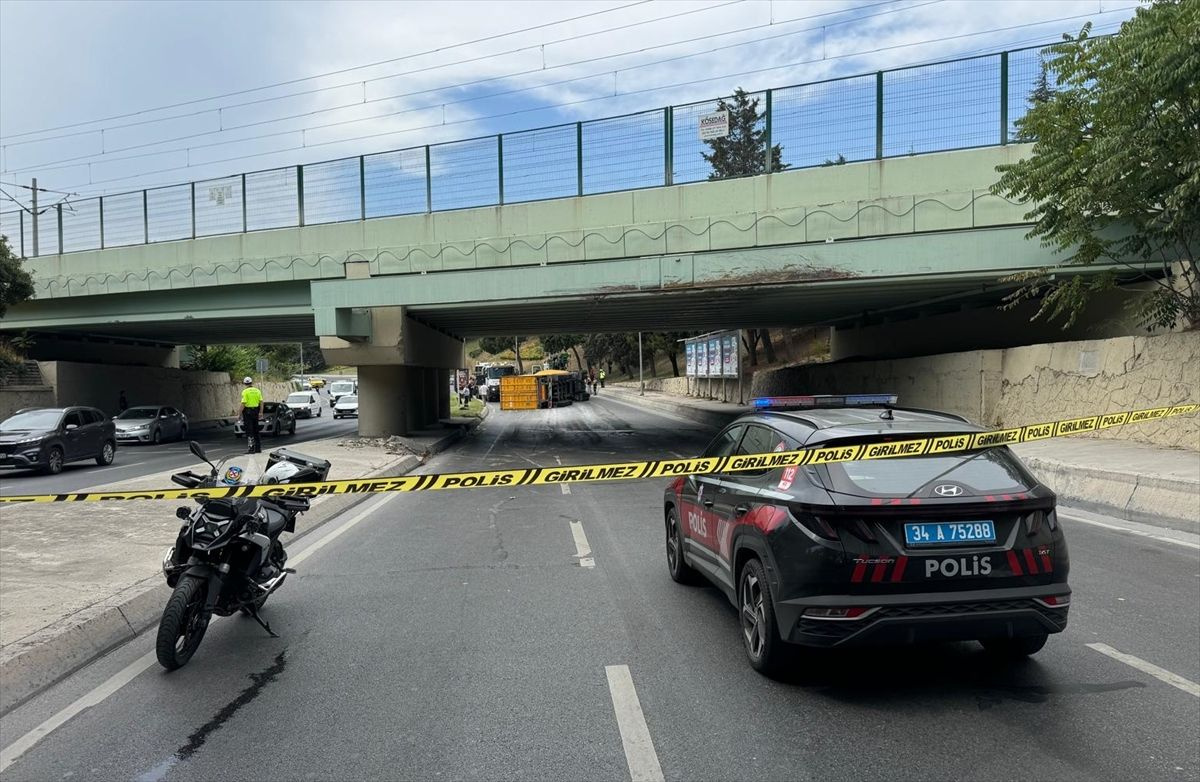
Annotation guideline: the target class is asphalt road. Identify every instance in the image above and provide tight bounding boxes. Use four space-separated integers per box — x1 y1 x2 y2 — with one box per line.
1 398 1197 781
0 392 357 496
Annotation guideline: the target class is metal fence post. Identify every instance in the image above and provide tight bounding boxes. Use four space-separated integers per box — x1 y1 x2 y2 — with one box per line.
576 122 583 197
763 89 773 173
875 71 884 159
1000 51 1009 145
497 135 505 205
359 156 366 220
142 190 149 243
99 195 105 249
663 107 673 186
19 210 25 258
297 165 305 227
424 146 433 212
241 173 248 232
56 203 63 254
190 182 196 239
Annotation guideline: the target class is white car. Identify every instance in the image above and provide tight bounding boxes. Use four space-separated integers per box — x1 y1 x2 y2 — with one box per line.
285 391 323 419
333 394 358 419
328 380 357 407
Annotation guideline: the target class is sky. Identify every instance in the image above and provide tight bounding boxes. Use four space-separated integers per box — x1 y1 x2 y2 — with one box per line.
0 0 1145 251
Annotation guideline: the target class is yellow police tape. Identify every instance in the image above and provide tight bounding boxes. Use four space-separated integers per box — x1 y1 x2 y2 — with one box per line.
0 404 1194 505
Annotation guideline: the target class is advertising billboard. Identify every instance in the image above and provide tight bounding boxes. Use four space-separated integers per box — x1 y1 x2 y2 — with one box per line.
707 337 721 377
685 341 696 377
721 333 738 377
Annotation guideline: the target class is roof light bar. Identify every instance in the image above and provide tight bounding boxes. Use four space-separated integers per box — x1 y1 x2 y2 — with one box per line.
752 394 898 410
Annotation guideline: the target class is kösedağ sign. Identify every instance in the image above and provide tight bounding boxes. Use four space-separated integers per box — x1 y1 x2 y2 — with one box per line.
698 110 729 140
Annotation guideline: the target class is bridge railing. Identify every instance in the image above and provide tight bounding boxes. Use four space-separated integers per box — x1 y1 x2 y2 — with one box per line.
0 43 1059 259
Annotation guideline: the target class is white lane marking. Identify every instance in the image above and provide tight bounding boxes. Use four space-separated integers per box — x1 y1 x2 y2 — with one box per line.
94 460 149 472
605 665 665 782
569 520 594 568
0 650 157 773
0 492 398 772
561 484 572 495
1060 511 1200 551
1086 643 1200 698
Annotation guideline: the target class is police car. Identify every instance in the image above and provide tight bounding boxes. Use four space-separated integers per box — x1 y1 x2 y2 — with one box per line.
663 395 1070 676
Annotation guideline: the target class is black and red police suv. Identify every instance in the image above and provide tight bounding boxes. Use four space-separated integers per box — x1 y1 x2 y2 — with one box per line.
663 395 1070 676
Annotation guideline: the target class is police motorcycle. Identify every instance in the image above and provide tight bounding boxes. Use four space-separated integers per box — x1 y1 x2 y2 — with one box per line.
157 441 329 670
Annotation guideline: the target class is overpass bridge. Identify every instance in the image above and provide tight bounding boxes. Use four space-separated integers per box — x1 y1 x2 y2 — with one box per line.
0 46 1148 434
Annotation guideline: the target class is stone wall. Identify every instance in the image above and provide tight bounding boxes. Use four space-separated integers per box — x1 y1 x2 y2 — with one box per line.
37 362 295 422
0 386 56 420
751 333 1199 451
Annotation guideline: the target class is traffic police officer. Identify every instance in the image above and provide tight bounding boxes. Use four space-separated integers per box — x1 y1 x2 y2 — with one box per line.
240 376 263 454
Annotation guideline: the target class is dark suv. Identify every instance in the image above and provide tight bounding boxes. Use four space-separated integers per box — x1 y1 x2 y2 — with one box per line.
663 395 1070 676
0 406 118 474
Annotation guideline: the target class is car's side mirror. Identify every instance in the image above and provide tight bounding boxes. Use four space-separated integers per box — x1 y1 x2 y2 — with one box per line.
65 424 78 431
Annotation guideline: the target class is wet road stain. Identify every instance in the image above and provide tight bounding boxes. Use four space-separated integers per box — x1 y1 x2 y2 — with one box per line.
974 679 1146 709
134 651 288 782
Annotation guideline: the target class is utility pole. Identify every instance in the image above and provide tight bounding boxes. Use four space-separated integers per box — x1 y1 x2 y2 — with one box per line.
30 178 38 257
299 342 305 382
638 331 644 396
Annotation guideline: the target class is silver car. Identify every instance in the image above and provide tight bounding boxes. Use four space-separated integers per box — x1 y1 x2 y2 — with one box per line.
113 406 188 444
333 394 358 419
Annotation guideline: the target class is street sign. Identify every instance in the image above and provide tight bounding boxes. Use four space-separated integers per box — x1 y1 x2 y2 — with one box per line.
255 358 269 373
698 110 729 140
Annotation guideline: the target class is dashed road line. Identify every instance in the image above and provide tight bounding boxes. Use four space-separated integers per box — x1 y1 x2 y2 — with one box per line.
569 519 594 568
605 665 665 782
1086 643 1200 697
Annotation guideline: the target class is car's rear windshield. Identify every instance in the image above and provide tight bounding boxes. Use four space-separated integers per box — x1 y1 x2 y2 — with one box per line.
817 441 1033 497
287 394 312 403
117 407 157 419
1 410 62 430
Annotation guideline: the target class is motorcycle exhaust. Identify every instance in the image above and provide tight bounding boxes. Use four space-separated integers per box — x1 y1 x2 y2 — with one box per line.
251 569 289 598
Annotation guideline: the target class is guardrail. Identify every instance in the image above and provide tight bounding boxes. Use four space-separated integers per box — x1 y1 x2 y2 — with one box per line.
0 43 1059 259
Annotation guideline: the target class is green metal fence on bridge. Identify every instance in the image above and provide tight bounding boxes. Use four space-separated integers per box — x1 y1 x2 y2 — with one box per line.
0 43 1059 260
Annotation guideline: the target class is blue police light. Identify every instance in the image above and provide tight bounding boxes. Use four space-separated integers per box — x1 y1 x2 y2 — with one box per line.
752 394 898 410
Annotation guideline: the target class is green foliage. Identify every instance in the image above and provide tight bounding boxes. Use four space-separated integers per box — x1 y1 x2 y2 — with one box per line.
0 234 35 319
702 88 788 179
468 347 483 359
993 2 1200 330
821 154 847 167
547 352 570 370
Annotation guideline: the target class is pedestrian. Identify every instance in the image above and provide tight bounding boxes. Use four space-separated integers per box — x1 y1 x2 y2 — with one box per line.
458 376 470 409
599 368 606 388
118 390 128 413
588 368 597 395
239 376 263 454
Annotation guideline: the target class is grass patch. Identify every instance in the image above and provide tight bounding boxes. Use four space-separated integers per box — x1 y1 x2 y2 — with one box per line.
450 394 485 418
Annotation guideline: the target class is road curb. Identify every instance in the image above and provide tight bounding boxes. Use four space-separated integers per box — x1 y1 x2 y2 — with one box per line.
1019 455 1199 533
0 426 470 716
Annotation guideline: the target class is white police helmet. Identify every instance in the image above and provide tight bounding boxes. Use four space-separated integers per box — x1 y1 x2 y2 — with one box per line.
243 377 253 385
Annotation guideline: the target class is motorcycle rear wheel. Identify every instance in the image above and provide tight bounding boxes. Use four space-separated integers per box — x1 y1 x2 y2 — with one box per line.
156 575 210 670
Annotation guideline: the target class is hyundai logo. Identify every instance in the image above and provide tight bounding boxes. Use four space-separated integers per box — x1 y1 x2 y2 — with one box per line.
933 484 963 497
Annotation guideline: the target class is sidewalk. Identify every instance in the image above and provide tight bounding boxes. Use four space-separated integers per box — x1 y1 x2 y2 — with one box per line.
601 385 1199 531
0 417 484 714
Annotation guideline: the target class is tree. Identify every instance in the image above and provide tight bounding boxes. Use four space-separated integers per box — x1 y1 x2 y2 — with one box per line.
478 335 528 372
0 234 35 320
821 154 847 167
646 332 688 376
539 333 585 370
702 88 788 180
993 2 1200 330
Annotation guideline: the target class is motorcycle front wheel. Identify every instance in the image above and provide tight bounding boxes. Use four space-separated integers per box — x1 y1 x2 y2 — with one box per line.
156 574 210 670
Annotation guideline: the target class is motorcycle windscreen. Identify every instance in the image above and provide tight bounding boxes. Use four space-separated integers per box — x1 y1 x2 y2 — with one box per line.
212 454 269 487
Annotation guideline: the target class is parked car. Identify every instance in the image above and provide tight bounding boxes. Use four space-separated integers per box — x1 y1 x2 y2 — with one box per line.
0 406 117 474
233 402 297 438
333 394 359 419
113 405 188 444
285 391 323 419
328 379 357 407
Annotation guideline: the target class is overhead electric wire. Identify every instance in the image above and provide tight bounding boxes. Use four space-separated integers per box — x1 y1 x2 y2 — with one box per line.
1 0 750 150
10 6 1138 200
0 0 656 140
2 0 939 176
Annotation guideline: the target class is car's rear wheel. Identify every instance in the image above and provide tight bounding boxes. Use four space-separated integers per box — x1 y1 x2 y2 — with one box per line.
45 446 64 475
739 558 787 676
665 507 701 585
980 633 1048 658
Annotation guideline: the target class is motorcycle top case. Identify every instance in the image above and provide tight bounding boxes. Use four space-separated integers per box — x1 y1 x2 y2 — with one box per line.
265 448 331 482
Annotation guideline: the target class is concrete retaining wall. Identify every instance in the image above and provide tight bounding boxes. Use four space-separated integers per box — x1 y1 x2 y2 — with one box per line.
37 361 295 421
752 333 1199 450
0 386 57 420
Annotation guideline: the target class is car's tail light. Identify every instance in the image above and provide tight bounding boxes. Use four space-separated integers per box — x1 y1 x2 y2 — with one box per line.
1025 511 1044 535
1035 594 1070 608
791 512 838 541
804 607 873 619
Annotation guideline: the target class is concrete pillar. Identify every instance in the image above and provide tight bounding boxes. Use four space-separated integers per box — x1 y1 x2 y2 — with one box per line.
358 365 408 437
437 369 451 419
423 367 441 424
